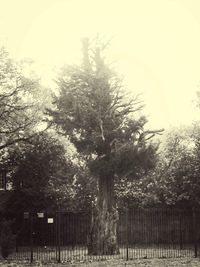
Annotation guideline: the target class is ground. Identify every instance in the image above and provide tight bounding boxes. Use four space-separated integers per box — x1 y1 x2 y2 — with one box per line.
0 258 200 267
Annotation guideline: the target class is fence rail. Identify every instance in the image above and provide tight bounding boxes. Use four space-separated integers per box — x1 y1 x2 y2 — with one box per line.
1 208 200 262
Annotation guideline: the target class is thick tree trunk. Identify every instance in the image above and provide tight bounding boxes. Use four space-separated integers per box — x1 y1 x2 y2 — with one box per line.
88 175 119 255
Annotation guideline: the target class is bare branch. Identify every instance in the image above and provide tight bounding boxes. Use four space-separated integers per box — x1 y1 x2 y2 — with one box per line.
99 119 105 141
0 136 31 151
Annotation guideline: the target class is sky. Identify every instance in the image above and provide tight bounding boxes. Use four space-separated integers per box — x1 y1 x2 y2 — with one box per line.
0 0 200 130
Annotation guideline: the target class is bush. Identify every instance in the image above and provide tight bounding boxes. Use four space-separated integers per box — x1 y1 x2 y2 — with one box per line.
0 218 16 259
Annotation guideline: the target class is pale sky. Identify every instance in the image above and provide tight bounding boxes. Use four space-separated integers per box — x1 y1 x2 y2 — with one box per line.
0 0 200 129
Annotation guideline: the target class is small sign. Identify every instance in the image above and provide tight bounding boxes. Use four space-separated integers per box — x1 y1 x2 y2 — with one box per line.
24 212 29 219
37 212 44 218
47 218 54 224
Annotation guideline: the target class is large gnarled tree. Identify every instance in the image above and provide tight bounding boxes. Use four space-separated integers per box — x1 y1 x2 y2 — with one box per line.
48 38 161 255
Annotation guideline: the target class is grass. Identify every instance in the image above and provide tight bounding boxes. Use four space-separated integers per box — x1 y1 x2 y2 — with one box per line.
0 258 200 266
0 245 198 266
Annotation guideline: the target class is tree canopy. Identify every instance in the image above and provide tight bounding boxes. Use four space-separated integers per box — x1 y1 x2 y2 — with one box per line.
48 39 160 182
152 126 200 207
125 125 200 208
0 47 44 152
3 132 76 212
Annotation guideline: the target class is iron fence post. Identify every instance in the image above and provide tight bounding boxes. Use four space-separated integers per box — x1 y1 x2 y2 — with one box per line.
30 212 33 263
179 211 183 250
57 206 61 263
126 203 129 261
192 207 198 258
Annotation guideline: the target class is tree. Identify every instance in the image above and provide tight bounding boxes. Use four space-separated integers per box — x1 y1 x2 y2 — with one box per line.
4 132 75 212
0 47 46 152
48 161 97 211
146 126 200 208
48 38 161 255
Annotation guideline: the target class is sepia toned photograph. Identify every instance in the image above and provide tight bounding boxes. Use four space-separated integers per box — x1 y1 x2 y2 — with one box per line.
0 0 200 266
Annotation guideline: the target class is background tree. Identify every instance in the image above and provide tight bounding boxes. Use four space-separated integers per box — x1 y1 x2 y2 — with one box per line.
139 126 200 208
4 132 76 212
48 38 161 255
0 47 45 152
0 47 56 206
48 161 97 211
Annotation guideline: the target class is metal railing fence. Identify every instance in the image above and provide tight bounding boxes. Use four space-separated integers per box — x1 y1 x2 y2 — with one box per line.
0 208 199 262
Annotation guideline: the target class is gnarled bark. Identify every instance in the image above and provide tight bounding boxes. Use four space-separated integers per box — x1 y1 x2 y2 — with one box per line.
88 175 119 255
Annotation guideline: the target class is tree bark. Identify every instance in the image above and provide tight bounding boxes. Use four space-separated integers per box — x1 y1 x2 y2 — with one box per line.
87 175 119 255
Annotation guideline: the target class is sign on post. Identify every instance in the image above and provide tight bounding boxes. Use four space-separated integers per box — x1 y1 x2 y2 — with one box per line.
47 218 54 224
37 212 44 218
